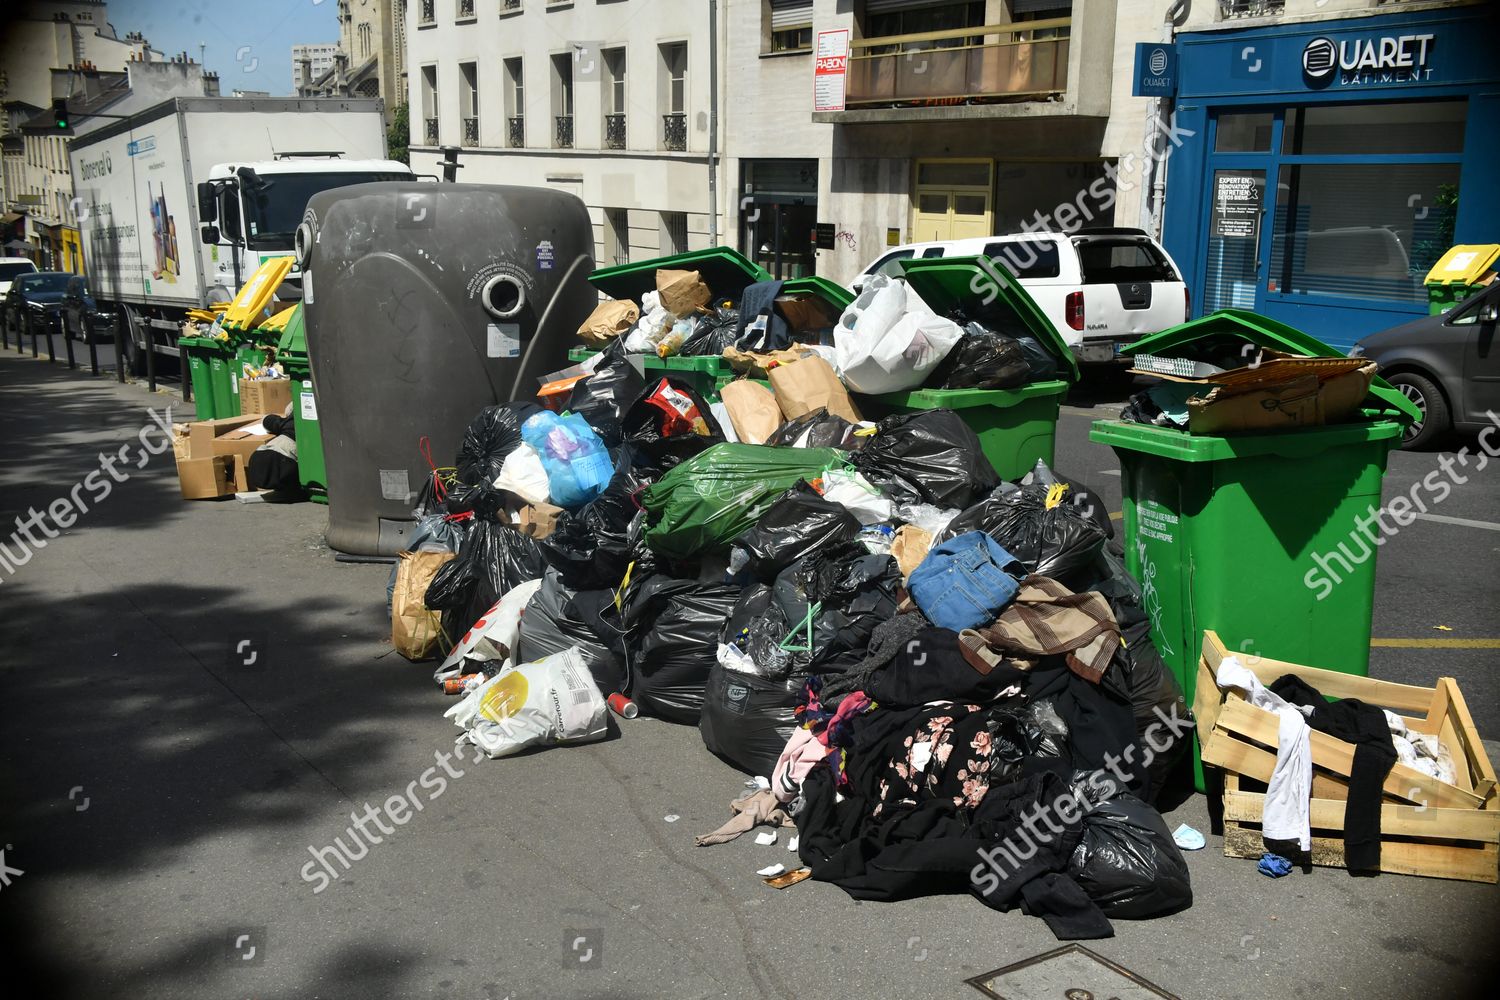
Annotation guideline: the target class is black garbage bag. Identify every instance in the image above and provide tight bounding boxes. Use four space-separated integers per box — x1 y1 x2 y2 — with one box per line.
570 339 648 447
699 662 805 777
852 409 998 510
624 576 742 723
720 583 795 681
424 521 549 645
763 408 864 451
733 484 861 581
679 305 741 357
941 480 1108 589
621 376 725 477
770 542 902 675
538 446 650 590
1016 334 1062 382
513 569 625 694
1068 794 1192 918
454 405 526 487
1021 460 1114 542
927 322 1030 390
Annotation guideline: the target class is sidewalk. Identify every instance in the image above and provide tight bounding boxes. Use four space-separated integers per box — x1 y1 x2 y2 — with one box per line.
1 351 1496 999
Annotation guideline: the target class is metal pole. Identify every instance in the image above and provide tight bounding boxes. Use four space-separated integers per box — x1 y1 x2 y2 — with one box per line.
1138 0 1190 236
30 314 39 358
144 321 157 393
88 318 100 376
63 316 76 369
113 309 126 383
707 0 720 246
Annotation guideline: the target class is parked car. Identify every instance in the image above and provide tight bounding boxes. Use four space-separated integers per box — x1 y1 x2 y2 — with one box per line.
1351 281 1500 449
0 256 37 298
61 274 113 343
3 270 71 342
850 228 1190 368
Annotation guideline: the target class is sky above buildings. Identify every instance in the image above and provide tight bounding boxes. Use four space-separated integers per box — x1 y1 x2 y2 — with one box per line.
106 0 340 95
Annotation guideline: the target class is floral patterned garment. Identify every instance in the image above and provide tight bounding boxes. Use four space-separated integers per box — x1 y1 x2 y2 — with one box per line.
870 703 1041 819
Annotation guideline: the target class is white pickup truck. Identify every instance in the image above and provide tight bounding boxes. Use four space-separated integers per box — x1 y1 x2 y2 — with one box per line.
853 228 1191 368
69 97 412 372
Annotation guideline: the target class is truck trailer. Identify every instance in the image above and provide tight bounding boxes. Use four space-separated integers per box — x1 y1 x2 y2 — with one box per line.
68 96 411 372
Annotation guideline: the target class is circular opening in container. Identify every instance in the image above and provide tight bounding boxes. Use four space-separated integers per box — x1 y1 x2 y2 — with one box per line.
482 274 526 320
294 222 315 267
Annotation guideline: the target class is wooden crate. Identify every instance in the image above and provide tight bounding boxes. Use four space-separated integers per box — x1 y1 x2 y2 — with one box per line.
1194 630 1500 883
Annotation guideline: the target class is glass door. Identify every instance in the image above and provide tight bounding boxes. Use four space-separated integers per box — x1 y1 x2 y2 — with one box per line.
1203 168 1265 312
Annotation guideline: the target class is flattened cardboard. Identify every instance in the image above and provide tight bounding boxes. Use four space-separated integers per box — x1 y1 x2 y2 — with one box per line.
1186 362 1377 435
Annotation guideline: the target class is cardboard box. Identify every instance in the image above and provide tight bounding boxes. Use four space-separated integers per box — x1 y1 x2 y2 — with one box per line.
188 415 263 460
210 430 273 466
176 456 235 500
238 378 293 417
517 502 564 539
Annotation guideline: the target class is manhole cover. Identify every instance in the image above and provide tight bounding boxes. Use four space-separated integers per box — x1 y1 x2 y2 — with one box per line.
967 944 1182 1000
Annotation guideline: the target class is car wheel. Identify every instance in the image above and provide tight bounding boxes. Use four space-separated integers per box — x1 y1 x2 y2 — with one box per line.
1388 372 1450 450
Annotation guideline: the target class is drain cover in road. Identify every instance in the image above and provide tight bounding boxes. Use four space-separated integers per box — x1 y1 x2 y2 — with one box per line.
967 944 1181 1000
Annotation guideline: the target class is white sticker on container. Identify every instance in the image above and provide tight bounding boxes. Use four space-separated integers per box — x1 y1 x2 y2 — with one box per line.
486 323 521 358
303 270 314 305
379 468 410 502
299 388 317 421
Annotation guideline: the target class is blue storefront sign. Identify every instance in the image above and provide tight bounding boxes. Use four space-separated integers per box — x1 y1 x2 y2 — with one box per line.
1161 5 1500 350
1133 43 1178 97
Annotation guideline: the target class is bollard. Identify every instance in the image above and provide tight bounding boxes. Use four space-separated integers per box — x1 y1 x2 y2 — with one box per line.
63 316 77 369
144 326 156 393
87 317 100 376
30 313 40 359
113 311 126 383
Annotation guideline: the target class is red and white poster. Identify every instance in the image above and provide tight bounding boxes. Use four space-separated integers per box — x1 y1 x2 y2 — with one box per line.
814 29 850 113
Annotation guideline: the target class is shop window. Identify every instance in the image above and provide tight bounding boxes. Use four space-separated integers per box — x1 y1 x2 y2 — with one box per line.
1215 112 1273 153
1269 163 1461 304
1283 100 1466 156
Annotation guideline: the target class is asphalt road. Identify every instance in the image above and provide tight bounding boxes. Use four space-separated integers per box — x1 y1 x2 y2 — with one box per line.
0 353 1496 1000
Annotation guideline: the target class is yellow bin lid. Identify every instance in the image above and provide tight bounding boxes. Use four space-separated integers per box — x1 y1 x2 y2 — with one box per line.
221 256 294 330
1425 244 1500 286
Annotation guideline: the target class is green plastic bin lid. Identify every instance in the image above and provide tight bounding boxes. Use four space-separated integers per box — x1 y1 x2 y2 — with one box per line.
276 303 307 356
1091 416 1404 462
589 246 772 304
1122 309 1420 424
780 275 855 312
895 255 1081 384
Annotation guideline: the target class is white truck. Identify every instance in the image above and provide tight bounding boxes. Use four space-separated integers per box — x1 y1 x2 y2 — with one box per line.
68 97 412 371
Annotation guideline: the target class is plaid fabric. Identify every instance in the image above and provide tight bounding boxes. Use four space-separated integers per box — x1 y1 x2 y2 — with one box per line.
959 575 1120 683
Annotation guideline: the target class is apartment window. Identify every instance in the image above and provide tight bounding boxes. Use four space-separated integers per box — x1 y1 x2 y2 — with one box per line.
458 0 475 18
605 208 629 266
1219 0 1284 19
421 65 438 144
551 53 574 148
661 212 688 256
659 42 687 151
766 1 812 53
504 57 525 147
603 47 627 150
460 62 479 146
420 0 435 25
865 1 984 46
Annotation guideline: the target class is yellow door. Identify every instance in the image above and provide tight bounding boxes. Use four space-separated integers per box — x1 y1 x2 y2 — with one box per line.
911 159 993 241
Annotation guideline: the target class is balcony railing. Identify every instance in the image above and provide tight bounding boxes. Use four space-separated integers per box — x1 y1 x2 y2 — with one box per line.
555 114 574 148
508 115 525 147
420 0 435 25
662 112 686 151
458 0 474 17
462 116 479 146
1219 0 1284 18
845 19 1070 108
604 112 626 150
424 116 438 144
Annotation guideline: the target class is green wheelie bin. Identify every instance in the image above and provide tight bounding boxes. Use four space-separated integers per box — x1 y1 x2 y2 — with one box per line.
1089 311 1421 789
852 256 1081 480
178 336 220 420
276 305 327 503
205 339 238 420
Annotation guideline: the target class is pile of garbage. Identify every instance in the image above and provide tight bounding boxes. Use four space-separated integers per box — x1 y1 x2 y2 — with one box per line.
385 264 1195 940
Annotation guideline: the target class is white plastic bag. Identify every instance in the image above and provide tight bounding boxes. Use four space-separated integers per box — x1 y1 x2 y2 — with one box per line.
493 443 551 505
623 304 673 353
837 303 964 394
433 577 545 683
821 468 892 525
445 647 609 758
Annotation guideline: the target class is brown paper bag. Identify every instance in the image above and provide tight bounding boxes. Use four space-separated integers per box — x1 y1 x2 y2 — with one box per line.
768 355 863 424
391 550 457 661
719 379 784 445
656 268 711 317
891 525 933 580
577 299 639 346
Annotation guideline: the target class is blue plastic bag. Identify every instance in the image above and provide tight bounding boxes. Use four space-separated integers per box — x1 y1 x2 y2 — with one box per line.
522 411 614 509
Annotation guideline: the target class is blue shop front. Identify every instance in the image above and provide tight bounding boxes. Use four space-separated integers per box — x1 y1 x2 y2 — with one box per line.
1161 5 1500 351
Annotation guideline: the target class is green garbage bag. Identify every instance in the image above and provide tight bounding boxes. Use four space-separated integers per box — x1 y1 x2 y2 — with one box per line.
641 444 846 559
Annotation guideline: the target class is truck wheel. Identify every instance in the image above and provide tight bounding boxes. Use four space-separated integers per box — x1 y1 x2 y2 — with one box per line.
1388 372 1450 450
118 308 147 376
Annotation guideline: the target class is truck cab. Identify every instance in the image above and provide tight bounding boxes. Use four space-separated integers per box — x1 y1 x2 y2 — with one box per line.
196 154 411 305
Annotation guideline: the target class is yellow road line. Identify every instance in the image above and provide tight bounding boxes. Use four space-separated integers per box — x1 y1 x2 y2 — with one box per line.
1371 638 1500 649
